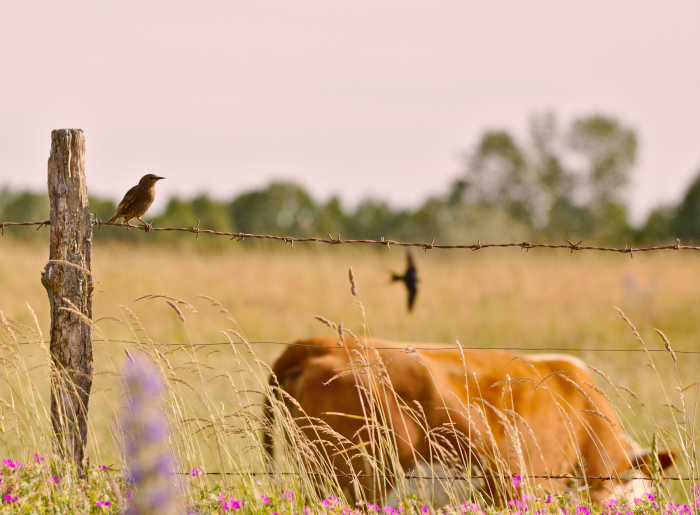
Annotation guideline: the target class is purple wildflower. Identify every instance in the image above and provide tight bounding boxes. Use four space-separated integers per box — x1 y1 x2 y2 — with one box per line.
121 356 180 515
189 467 204 477
52 476 61 484
421 506 430 514
575 507 590 515
2 459 17 469
367 503 380 512
261 495 270 503
4 494 18 503
96 500 112 507
34 453 44 464
281 490 294 501
98 465 109 470
512 475 522 488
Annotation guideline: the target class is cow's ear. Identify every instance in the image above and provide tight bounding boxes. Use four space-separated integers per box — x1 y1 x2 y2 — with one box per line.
631 448 677 474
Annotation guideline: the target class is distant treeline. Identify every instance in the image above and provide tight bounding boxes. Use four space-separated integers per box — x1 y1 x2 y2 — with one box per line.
2 112 700 247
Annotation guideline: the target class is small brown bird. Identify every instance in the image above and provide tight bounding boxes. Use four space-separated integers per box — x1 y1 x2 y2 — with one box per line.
107 174 165 227
391 249 419 312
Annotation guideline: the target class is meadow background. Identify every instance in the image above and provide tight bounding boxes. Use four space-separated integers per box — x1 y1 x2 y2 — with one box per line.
0 237 697 475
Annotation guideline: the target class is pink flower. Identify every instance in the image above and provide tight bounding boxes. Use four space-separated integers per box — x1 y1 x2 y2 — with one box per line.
4 494 18 503
2 459 17 469
282 490 294 501
261 495 270 503
575 507 590 515
422 506 430 514
52 476 61 484
512 475 522 488
34 453 44 463
322 497 339 508
189 466 204 477
98 465 109 470
219 494 245 511
96 500 112 507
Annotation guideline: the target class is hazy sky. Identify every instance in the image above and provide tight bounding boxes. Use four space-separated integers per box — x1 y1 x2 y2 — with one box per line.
1 1 699 225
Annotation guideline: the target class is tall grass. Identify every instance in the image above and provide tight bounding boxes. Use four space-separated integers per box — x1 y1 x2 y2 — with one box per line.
0 240 697 512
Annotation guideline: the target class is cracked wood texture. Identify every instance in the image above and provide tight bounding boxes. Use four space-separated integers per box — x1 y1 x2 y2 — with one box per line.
41 129 93 466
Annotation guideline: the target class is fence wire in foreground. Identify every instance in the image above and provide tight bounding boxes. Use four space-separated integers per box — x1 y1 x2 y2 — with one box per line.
1 219 698 256
3 338 699 354
162 470 694 483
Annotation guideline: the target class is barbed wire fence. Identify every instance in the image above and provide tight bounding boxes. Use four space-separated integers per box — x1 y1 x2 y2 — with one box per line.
1 218 698 255
2 217 698 483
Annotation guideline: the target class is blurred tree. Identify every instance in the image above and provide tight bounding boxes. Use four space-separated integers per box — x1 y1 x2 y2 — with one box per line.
638 205 674 244
348 199 405 239
569 114 637 208
229 181 319 236
1 191 49 222
317 196 351 237
190 195 232 233
154 197 197 228
461 131 535 226
670 168 700 242
90 197 117 224
0 190 49 241
453 112 637 243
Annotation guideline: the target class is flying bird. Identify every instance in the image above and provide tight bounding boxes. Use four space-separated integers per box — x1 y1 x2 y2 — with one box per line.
391 250 419 312
108 174 165 227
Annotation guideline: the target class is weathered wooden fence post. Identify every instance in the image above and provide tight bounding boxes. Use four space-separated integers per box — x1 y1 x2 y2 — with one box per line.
40 129 93 466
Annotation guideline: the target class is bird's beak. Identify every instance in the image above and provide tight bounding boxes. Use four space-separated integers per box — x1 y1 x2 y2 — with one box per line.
157 176 166 180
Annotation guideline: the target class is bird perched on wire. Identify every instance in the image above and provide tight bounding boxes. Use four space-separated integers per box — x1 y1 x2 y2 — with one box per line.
107 174 165 228
391 250 419 312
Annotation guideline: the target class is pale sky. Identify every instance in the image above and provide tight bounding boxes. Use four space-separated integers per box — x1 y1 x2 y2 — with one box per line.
1 1 699 225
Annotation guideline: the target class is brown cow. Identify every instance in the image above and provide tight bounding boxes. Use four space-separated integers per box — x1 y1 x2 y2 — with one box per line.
264 336 674 505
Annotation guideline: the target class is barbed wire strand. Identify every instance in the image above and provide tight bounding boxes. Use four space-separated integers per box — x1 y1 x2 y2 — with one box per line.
3 338 699 354
1 219 697 255
91 468 694 482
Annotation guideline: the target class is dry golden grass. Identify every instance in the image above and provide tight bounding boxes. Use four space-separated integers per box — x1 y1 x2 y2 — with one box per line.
0 239 697 484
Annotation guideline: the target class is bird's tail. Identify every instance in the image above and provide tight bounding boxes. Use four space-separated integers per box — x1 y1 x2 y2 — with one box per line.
391 273 402 282
107 214 119 224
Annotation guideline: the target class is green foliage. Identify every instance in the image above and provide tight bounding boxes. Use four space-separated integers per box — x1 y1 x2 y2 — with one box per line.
569 114 637 206
454 112 640 244
229 181 319 236
670 168 700 243
5 111 699 246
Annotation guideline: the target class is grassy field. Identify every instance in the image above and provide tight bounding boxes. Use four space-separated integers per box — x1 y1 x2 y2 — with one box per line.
0 238 698 512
